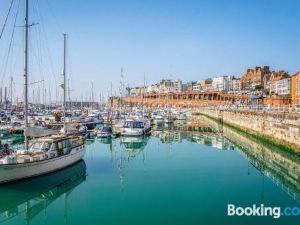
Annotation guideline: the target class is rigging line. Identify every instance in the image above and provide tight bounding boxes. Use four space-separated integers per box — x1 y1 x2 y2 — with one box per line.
8 0 21 80
30 1 44 89
0 0 14 40
35 0 58 88
35 0 57 98
0 0 20 87
0 0 20 81
32 1 44 83
9 0 23 74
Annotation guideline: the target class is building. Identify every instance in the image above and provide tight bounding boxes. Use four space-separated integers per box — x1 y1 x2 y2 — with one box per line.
269 71 290 95
183 81 197 92
240 66 271 91
173 80 183 92
146 83 160 93
212 76 233 91
157 79 183 93
192 83 201 92
291 71 300 107
66 101 99 109
274 78 291 96
199 79 213 92
130 87 141 96
231 78 241 91
228 78 242 95
159 80 173 93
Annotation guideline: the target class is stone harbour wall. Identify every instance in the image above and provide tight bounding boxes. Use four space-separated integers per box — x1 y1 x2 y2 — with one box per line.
197 108 300 151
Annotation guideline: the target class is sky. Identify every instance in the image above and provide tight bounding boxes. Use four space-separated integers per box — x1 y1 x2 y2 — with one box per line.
0 0 300 103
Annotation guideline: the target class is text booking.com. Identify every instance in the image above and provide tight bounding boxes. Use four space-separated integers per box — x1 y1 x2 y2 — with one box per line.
227 204 300 219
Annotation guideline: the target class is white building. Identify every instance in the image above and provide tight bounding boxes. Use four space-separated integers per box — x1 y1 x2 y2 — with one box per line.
192 83 201 92
173 80 183 92
274 78 291 96
228 77 242 94
212 76 233 91
159 79 182 93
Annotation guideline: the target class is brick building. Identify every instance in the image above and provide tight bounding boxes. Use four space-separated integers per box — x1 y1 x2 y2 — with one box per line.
240 66 271 91
291 71 300 107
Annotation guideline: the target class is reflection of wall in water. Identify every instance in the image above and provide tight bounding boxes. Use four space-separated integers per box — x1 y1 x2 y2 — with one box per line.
191 133 236 150
202 115 300 202
159 132 183 143
173 132 182 143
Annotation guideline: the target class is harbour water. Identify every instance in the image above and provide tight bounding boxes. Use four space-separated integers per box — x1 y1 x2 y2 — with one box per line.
0 120 299 225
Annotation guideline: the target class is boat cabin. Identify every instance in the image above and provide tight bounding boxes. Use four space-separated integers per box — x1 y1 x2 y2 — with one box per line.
123 120 145 129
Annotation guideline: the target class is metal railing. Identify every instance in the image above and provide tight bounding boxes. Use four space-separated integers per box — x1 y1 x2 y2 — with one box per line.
202 104 300 113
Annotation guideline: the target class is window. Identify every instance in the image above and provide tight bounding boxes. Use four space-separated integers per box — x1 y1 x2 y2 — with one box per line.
133 122 144 128
31 142 43 151
30 142 51 152
123 121 133 128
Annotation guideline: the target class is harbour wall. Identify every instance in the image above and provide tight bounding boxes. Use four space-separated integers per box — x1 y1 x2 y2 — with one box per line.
196 108 300 152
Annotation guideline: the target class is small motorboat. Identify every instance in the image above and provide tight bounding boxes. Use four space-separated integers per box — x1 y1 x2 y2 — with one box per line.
96 126 112 138
121 118 151 136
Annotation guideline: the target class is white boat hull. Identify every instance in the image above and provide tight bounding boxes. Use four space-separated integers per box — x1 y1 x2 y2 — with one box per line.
153 120 164 125
121 127 151 136
0 146 86 184
97 133 111 138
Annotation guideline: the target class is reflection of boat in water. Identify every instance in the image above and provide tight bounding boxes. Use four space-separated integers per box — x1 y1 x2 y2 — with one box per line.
97 137 112 145
153 115 164 125
0 160 86 223
86 138 95 145
152 124 164 131
160 131 174 143
120 136 148 153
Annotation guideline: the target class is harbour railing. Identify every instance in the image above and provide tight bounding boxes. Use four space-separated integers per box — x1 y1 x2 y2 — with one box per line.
203 104 300 113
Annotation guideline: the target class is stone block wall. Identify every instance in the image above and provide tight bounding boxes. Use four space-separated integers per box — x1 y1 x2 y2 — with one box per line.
198 108 300 151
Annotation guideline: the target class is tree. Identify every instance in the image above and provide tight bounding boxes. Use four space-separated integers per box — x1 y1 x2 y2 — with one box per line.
255 85 262 90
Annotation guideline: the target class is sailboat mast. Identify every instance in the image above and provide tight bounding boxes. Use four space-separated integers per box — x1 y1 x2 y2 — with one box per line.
63 33 67 133
24 0 29 150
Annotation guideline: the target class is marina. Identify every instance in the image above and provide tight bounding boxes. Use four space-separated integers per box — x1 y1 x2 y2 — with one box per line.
0 117 299 225
0 0 300 224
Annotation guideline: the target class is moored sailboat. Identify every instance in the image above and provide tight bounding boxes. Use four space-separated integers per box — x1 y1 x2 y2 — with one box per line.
0 1 86 184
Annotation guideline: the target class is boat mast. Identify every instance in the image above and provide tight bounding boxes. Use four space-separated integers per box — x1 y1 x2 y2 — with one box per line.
24 0 29 150
62 33 67 133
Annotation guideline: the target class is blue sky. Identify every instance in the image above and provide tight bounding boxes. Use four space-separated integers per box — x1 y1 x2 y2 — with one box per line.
0 0 300 102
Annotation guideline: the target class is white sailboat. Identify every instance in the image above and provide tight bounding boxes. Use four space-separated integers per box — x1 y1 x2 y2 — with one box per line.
0 1 86 184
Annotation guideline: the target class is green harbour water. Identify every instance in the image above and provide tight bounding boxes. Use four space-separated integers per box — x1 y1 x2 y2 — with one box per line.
0 123 300 225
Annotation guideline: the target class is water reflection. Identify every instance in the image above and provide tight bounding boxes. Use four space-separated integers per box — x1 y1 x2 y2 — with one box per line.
108 119 300 203
97 137 112 145
120 136 148 151
198 115 300 203
0 160 87 224
119 136 150 162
